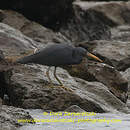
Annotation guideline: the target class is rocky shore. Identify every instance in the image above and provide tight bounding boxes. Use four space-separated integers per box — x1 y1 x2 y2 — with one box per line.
0 0 130 129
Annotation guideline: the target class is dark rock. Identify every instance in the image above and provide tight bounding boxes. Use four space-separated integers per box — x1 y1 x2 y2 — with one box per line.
0 0 74 30
0 62 12 99
0 50 5 61
0 10 5 21
5 63 128 113
65 60 128 103
0 1 130 43
76 40 130 71
1 10 70 43
59 1 130 42
9 64 104 113
0 105 34 130
111 25 130 42
122 68 130 100
59 1 111 42
0 22 46 63
127 100 130 109
0 98 2 109
74 1 130 26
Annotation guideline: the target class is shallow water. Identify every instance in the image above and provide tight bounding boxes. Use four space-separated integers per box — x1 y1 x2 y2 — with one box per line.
19 109 130 130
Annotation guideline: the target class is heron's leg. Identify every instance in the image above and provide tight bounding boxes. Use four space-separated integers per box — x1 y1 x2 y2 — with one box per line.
46 67 53 86
54 67 63 86
54 67 73 92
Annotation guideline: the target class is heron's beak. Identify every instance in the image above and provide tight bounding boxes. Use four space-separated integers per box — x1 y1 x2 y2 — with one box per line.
86 52 103 62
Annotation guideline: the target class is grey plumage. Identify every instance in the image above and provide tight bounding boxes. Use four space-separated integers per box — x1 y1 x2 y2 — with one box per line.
16 44 87 66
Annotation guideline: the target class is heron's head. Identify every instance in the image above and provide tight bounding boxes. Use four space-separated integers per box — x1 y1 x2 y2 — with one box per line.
76 47 103 62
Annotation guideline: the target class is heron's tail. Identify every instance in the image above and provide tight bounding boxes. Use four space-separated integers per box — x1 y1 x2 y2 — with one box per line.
5 49 36 64
16 54 34 64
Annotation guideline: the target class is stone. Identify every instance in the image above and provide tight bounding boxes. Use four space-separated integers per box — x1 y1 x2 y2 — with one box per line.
1 10 69 43
6 64 128 113
122 68 130 100
0 0 74 30
0 62 12 99
59 1 111 42
0 105 34 130
0 23 38 57
64 61 128 103
76 40 130 71
111 25 130 42
65 105 86 112
74 1 130 25
0 50 5 61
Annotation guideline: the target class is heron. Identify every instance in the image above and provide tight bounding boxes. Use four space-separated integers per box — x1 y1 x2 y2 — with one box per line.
16 44 102 91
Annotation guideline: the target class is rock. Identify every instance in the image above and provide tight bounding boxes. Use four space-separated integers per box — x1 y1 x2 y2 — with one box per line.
20 22 69 43
76 40 130 71
0 61 12 99
65 105 86 112
0 0 74 30
0 22 47 64
9 64 104 113
0 10 69 43
0 23 38 57
0 10 5 21
122 68 130 100
0 98 2 110
59 1 111 42
111 25 130 42
74 1 130 25
4 63 127 113
0 1 130 43
0 50 5 61
0 105 34 130
127 100 130 108
60 1 130 42
64 60 128 103
74 77 128 113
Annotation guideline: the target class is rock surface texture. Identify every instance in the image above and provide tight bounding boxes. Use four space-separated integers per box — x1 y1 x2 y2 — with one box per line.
0 105 34 130
0 0 130 129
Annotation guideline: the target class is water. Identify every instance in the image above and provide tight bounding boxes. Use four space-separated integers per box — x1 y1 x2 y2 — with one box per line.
19 109 130 130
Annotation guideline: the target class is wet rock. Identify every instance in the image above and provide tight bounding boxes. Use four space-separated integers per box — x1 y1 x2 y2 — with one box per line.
59 1 111 42
0 10 69 43
74 77 128 112
76 40 130 71
122 68 130 100
4 63 128 113
0 0 74 30
0 10 5 21
65 61 128 103
0 61 12 99
9 64 104 113
60 1 130 42
74 1 130 25
65 105 86 112
111 25 130 42
0 105 34 130
127 100 130 109
0 98 2 109
0 23 39 57
0 50 5 61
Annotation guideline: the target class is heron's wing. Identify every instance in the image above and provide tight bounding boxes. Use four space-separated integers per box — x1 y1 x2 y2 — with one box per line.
35 44 74 66
16 44 74 66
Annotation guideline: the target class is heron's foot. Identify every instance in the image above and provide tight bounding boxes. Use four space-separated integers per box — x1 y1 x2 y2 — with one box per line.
58 85 73 92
